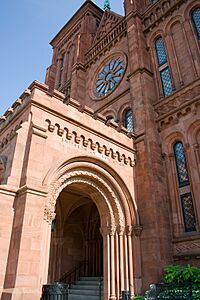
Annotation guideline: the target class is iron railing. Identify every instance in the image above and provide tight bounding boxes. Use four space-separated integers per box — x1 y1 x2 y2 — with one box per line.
145 283 199 300
59 260 88 286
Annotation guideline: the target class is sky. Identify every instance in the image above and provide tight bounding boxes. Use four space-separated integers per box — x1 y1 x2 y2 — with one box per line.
0 0 124 116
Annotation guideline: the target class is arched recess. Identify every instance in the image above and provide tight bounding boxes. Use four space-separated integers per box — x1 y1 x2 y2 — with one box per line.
162 132 186 236
42 157 142 299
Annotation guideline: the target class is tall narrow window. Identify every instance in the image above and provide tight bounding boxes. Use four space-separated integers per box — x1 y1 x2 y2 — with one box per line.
155 37 173 97
192 8 200 40
173 142 196 232
59 53 65 87
124 109 134 133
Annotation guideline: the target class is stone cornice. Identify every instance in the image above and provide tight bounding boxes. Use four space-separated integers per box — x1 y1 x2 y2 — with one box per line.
0 185 18 197
17 185 48 197
0 80 136 153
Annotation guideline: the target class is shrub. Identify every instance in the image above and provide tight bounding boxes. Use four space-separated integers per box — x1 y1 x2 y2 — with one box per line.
164 264 200 284
133 296 145 300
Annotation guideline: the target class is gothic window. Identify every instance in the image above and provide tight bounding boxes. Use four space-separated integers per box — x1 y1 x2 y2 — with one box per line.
181 193 196 232
155 37 173 97
192 7 200 40
174 142 189 187
173 141 196 232
124 109 134 133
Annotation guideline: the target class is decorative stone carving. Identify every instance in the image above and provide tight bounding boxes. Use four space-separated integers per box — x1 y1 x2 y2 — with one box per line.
126 225 133 236
133 225 143 237
117 225 125 236
93 10 122 43
45 119 136 167
174 240 200 255
143 0 187 33
45 169 126 228
85 19 127 66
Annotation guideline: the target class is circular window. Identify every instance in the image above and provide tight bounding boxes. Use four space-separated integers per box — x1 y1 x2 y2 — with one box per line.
94 56 126 98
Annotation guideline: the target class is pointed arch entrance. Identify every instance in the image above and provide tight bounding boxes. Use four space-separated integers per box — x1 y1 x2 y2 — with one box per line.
44 159 142 300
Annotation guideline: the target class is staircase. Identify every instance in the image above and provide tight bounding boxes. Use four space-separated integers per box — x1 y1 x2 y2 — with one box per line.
68 277 103 300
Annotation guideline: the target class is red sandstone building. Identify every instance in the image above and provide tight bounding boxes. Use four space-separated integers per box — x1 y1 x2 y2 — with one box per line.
0 0 200 299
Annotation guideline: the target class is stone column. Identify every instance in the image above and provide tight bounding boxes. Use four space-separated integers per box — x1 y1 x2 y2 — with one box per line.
127 225 134 297
109 225 116 300
100 226 110 300
118 225 125 297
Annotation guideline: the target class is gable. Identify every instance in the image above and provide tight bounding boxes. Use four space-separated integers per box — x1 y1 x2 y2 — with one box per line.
93 10 123 43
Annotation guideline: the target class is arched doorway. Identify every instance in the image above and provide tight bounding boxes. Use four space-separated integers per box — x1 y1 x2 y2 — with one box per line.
44 161 142 300
48 185 103 283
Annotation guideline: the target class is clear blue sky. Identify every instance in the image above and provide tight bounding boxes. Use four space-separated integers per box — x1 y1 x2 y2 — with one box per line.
0 0 124 116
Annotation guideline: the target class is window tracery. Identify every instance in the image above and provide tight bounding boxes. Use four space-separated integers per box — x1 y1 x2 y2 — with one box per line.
95 57 126 98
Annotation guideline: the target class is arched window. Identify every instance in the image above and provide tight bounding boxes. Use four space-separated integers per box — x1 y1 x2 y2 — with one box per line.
173 142 196 232
155 37 173 97
124 109 134 133
174 142 189 187
192 8 200 39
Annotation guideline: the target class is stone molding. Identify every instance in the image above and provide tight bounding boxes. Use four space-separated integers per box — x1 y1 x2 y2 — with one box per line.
44 169 126 228
0 89 31 133
0 123 21 152
45 119 136 167
143 0 189 34
154 79 200 131
85 18 127 66
173 238 200 255
93 9 123 44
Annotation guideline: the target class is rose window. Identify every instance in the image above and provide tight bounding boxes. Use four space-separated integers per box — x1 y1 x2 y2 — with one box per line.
95 58 126 97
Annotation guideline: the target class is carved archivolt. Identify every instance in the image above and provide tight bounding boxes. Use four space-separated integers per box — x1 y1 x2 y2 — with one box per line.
45 169 126 229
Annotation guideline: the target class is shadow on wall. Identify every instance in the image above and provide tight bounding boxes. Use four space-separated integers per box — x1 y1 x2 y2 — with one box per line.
0 156 7 184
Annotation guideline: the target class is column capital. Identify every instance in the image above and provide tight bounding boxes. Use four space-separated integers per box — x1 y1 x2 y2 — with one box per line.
133 224 143 237
117 225 125 236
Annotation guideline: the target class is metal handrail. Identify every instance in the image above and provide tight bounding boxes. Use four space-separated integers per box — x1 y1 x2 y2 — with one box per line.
59 260 88 286
99 277 103 300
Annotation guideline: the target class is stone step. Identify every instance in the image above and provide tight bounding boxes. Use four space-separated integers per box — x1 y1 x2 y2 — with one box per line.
71 284 103 290
68 276 103 300
79 277 103 281
73 281 100 286
69 288 102 296
68 295 100 300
